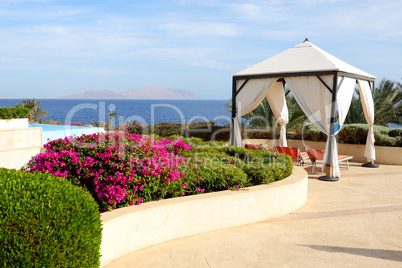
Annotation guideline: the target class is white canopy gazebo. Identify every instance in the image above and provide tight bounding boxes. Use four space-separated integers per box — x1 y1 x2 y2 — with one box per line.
230 39 376 181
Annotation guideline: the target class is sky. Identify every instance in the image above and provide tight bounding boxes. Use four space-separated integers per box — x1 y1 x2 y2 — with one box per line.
0 0 401 100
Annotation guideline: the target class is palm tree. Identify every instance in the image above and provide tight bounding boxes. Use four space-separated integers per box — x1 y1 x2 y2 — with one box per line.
107 110 118 127
31 106 48 123
225 98 274 128
244 98 275 128
344 89 364 124
225 100 232 112
286 93 308 129
225 93 307 129
345 78 401 126
373 78 401 126
14 98 42 122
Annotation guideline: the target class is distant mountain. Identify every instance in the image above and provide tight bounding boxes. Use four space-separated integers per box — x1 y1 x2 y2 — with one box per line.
60 89 123 99
59 86 201 99
121 86 200 99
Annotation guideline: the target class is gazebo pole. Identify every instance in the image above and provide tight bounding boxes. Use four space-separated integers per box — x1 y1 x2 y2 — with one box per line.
230 77 236 146
319 72 339 181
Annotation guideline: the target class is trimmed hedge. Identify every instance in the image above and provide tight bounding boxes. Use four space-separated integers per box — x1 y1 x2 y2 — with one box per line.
126 122 401 147
337 124 402 147
0 107 30 119
0 168 102 267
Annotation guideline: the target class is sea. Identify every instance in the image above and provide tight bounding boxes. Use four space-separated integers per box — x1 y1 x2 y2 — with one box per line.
0 99 232 126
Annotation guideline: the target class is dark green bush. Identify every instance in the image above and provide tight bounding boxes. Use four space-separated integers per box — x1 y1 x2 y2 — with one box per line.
166 140 293 191
239 123 401 147
337 124 401 147
243 158 293 185
300 124 327 142
0 168 102 267
337 124 369 145
0 107 30 119
183 162 251 192
388 128 402 138
218 146 293 184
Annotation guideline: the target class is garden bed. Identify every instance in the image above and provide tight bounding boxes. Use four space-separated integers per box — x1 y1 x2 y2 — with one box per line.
19 132 298 266
23 132 294 212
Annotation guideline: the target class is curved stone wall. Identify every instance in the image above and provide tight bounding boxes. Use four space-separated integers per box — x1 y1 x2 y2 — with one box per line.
100 167 308 267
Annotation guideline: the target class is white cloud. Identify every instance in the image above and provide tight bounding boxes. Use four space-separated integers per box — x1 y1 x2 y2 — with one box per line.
53 65 122 76
161 22 239 36
0 5 90 20
0 0 401 98
227 2 287 22
132 47 218 59
30 26 69 34
187 59 232 69
128 47 231 70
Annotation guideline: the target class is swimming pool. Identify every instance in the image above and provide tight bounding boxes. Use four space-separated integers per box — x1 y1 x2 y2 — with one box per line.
29 124 106 145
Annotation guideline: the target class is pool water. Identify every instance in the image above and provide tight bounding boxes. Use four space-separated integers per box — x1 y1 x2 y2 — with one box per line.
29 124 105 145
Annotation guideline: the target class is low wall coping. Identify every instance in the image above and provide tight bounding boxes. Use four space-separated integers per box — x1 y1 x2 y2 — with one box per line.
0 118 28 130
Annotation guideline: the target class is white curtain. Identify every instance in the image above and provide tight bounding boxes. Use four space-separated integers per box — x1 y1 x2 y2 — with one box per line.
231 78 278 147
357 80 376 162
285 76 333 133
322 76 356 176
336 77 356 126
285 75 356 178
266 81 289 146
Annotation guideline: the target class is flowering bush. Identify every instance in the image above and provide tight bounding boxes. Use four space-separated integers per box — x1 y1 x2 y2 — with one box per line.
23 132 195 212
23 132 292 212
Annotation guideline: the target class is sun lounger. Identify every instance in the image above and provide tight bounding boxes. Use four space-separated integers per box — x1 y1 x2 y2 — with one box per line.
275 146 308 166
305 148 353 174
244 144 275 152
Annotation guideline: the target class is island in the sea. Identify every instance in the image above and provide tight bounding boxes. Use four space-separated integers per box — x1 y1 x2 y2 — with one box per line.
59 85 201 100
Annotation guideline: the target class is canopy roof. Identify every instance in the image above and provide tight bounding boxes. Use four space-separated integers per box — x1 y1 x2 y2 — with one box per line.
234 40 375 81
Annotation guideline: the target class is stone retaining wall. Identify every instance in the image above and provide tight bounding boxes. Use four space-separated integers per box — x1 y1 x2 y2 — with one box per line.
100 167 308 267
0 119 42 169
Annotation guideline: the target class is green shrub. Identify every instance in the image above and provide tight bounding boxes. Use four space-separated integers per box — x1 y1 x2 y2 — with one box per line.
337 124 369 145
243 158 293 185
182 147 244 169
388 128 402 138
0 168 102 267
0 107 30 119
218 146 293 184
234 123 401 147
301 124 327 142
183 162 251 192
337 124 401 147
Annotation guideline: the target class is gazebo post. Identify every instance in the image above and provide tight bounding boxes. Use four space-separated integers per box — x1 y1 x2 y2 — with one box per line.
319 72 339 181
230 77 237 146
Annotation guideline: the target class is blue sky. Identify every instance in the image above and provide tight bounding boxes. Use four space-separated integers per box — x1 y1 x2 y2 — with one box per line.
0 0 401 99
